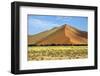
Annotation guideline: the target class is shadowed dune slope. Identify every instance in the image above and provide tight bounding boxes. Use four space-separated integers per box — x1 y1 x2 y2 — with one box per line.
28 24 87 45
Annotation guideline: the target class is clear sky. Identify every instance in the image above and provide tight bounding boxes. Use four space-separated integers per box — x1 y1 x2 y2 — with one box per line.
28 15 88 35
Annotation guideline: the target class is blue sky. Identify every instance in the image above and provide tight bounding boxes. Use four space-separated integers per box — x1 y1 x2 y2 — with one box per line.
28 15 88 35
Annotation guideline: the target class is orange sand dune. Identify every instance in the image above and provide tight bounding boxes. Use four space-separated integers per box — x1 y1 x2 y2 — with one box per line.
28 24 87 45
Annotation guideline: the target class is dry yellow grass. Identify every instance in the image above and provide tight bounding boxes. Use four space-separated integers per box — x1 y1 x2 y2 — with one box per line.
28 46 88 61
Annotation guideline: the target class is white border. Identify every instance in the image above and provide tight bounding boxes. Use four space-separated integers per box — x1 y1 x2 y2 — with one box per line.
20 6 95 70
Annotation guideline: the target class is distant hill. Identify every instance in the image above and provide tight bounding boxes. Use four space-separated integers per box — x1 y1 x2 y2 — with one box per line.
28 24 87 45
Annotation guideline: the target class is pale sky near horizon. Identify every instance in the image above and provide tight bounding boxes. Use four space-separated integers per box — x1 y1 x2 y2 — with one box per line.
28 15 88 35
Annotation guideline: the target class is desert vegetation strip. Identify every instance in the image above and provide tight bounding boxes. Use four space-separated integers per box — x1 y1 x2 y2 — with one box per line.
28 46 88 61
